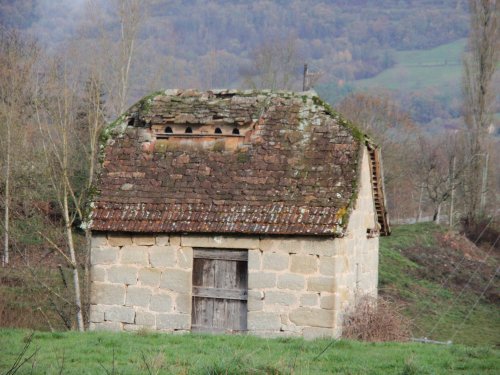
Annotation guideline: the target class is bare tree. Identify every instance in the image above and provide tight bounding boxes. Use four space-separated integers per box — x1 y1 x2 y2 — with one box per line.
0 29 38 266
337 92 418 220
34 59 86 331
414 134 466 223
462 0 499 223
242 36 300 91
114 0 145 114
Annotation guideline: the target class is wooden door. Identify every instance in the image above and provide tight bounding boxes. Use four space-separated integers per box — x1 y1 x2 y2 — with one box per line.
191 249 248 333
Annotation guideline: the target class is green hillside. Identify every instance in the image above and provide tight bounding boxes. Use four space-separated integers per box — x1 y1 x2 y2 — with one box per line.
354 39 466 93
379 223 499 346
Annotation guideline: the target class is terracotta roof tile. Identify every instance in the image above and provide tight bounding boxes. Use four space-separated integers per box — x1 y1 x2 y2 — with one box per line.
91 90 364 236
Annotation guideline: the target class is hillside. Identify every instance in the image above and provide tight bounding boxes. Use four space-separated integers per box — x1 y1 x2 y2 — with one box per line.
0 0 469 94
379 223 499 346
354 39 466 93
316 38 469 129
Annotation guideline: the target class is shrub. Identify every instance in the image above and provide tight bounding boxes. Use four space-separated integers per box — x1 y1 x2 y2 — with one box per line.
342 295 412 342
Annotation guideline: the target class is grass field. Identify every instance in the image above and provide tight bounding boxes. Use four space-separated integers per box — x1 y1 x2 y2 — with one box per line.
354 39 466 93
0 329 499 374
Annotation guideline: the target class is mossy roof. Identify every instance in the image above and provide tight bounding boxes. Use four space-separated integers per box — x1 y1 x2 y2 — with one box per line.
90 89 368 236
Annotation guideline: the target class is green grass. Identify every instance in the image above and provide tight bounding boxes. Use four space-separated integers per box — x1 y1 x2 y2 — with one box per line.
396 39 466 66
354 39 466 93
379 223 500 346
0 329 499 374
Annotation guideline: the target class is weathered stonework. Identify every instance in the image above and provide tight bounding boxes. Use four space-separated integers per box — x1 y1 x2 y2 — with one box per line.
89 148 379 338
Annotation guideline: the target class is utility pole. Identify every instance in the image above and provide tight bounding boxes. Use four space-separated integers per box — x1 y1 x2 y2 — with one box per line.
449 155 456 228
480 152 489 214
303 63 309 91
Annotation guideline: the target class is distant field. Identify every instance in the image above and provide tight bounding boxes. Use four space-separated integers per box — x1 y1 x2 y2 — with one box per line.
1 329 499 374
354 39 466 93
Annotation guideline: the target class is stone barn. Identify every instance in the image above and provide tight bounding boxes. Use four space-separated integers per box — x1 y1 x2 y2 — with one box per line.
88 89 390 338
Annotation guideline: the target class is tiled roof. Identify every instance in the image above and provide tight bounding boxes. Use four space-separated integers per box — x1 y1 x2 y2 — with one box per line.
90 89 365 236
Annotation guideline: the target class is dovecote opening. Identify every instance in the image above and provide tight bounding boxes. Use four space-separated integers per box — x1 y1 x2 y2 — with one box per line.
232 128 240 135
214 128 222 134
165 126 173 134
185 127 193 134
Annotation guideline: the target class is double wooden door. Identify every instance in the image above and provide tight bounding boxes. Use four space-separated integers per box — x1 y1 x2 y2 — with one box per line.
191 249 248 333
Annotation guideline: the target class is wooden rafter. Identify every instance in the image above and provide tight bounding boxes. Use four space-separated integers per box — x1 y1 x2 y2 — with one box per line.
366 142 391 236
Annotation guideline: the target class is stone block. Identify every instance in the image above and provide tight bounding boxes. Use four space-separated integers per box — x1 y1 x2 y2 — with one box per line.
157 313 190 330
90 321 122 332
181 235 259 249
156 235 170 246
364 212 376 228
300 293 319 307
91 282 125 305
332 256 350 274
91 266 106 282
177 247 193 268
108 234 132 247
265 291 296 306
280 324 302 334
133 235 156 246
248 298 263 311
277 274 305 290
248 250 261 271
123 324 143 332
126 286 152 307
248 290 264 311
262 252 289 271
289 308 334 328
91 248 118 265
120 246 148 265
303 327 335 340
362 250 378 273
260 237 335 256
290 255 318 274
320 294 336 310
150 293 173 312
160 269 191 293
107 266 138 285
136 311 156 327
170 235 181 246
307 277 335 292
248 272 276 289
149 246 176 268
91 234 108 248
175 294 191 314
104 305 135 323
247 312 281 330
138 268 162 287
319 256 335 276
89 305 104 323
358 272 377 292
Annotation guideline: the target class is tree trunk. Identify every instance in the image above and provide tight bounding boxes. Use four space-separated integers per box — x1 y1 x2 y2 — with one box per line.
480 151 489 215
417 185 424 223
2 121 10 267
62 188 84 331
433 203 441 223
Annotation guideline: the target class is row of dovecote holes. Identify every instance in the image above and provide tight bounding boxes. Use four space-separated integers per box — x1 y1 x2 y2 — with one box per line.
165 126 240 135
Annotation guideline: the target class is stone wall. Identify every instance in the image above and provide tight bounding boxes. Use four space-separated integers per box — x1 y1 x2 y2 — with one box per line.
89 147 379 338
332 147 379 329
89 234 193 332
